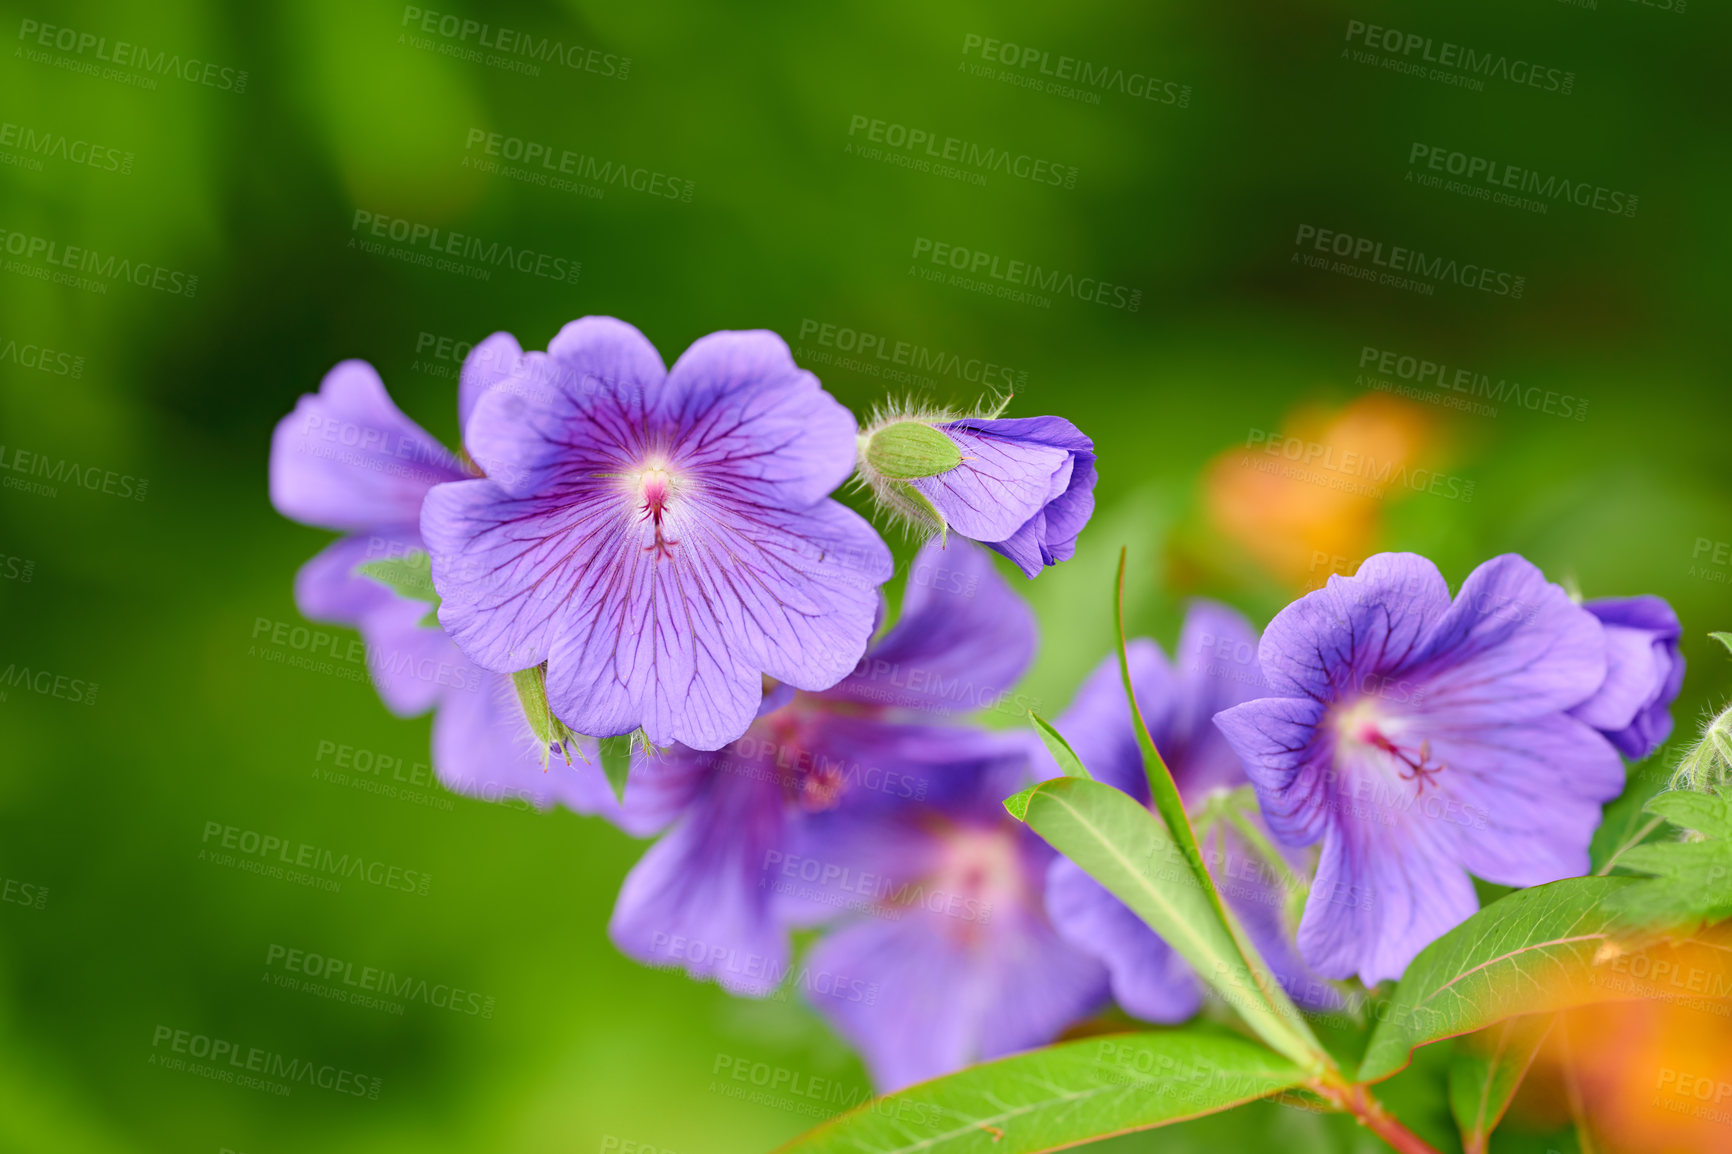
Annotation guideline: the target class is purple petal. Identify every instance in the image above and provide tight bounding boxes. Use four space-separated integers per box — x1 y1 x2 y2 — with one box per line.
1421 714 1623 886
823 538 1036 719
465 319 667 499
1048 641 1174 802
292 533 458 717
457 331 527 433
1256 553 1452 702
1571 596 1684 759
431 672 625 818
1045 856 1201 1022
269 360 464 533
607 767 794 996
661 330 861 506
425 473 888 749
1296 799 1478 984
1402 555 1607 723
910 424 1072 544
1212 696 1332 846
802 884 1107 1092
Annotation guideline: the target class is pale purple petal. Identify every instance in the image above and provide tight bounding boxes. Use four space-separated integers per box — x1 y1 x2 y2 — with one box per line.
910 428 1071 543
1571 596 1684 759
1212 696 1332 846
661 330 861 506
908 416 1098 579
269 360 464 532
457 331 527 432
608 767 794 996
1402 554 1607 723
1422 714 1624 886
432 672 624 818
824 538 1035 719
1255 553 1452 702
805 903 1107 1092
1045 856 1200 1023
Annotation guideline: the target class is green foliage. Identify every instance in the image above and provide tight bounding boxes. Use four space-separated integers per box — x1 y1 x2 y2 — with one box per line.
775 1029 1305 1154
1447 1016 1551 1154
1359 878 1629 1083
1011 777 1322 1071
1603 784 1732 936
1028 712 1093 780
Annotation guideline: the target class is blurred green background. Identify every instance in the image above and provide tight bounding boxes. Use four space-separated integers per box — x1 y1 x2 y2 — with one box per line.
1 1 1729 1151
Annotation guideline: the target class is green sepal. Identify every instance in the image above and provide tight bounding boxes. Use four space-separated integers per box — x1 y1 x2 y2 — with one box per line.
1710 631 1732 658
863 421 963 479
598 735 634 805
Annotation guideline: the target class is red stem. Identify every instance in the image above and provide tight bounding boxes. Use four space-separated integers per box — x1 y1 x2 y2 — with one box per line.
1312 1078 1444 1154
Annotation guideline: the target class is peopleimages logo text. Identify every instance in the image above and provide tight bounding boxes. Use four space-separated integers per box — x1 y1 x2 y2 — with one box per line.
16 18 249 92
1343 19 1574 94
911 237 1142 311
349 210 581 283
1293 224 1525 298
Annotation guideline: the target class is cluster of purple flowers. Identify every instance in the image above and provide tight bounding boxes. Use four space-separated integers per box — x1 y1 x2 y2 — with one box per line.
269 317 1684 1093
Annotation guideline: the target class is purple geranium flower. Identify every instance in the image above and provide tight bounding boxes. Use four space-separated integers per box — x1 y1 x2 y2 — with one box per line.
858 411 1097 579
1042 603 1341 1023
1214 553 1627 984
269 350 619 815
788 745 1108 1091
421 317 892 752
1569 596 1684 759
607 538 1038 995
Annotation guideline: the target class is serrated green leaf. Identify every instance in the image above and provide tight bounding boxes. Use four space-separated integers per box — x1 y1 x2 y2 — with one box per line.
1018 777 1322 1071
598 735 633 804
1360 877 1649 1082
1603 784 1732 936
774 1029 1306 1154
357 554 439 605
1028 713 1092 780
1447 1015 1551 1154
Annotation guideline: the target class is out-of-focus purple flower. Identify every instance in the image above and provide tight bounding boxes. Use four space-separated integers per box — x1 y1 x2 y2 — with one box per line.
1041 603 1342 1024
787 745 1108 1092
1214 553 1624 985
421 317 892 752
857 412 1096 579
1569 596 1684 760
607 539 1038 996
268 352 619 816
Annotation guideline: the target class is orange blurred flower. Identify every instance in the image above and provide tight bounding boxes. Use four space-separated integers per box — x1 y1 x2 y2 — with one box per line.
1202 394 1440 590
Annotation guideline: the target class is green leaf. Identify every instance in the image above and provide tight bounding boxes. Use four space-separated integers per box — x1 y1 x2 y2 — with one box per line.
1028 713 1092 780
1015 777 1323 1071
1710 631 1732 658
357 554 439 605
1001 783 1038 822
1447 1015 1551 1154
774 1029 1306 1154
1359 876 1653 1082
598 735 633 804
1603 784 1732 936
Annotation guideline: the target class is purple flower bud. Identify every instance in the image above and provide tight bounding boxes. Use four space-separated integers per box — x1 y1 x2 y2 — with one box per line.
1569 596 1685 760
858 413 1097 579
